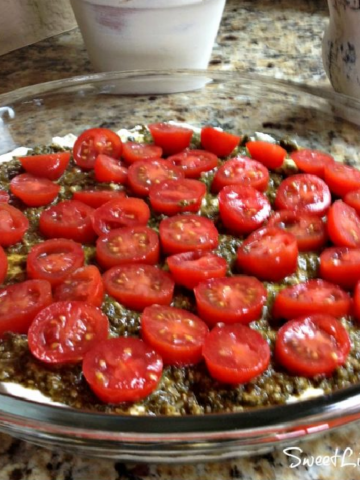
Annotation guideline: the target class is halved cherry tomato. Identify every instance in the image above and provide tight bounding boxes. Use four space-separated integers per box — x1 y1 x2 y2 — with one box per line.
194 276 267 326
327 200 360 247
324 162 360 197
141 305 209 366
211 156 269 193
27 239 84 287
200 126 240 157
10 174 60 207
353 281 360 322
28 301 109 364
148 123 193 156
83 337 163 403
236 227 298 282
246 141 286 169
319 247 360 290
92 197 150 236
272 279 351 320
202 323 270 384
149 179 206 216
122 142 163 164
267 210 327 252
290 149 334 178
275 314 350 377
0 204 29 247
275 174 331 216
73 128 122 170
54 266 104 307
168 149 218 178
96 226 159 270
127 159 184 197
94 154 128 184
159 214 218 255
39 200 95 244
344 189 360 215
0 280 52 337
73 189 126 208
19 152 71 180
218 185 271 235
103 264 175 311
0 247 7 284
167 250 227 290
0 190 9 203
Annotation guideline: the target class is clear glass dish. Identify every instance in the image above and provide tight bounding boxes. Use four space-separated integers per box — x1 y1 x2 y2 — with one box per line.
1 70 360 463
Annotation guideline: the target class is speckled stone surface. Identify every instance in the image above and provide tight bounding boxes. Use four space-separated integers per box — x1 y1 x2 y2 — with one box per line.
1 0 360 479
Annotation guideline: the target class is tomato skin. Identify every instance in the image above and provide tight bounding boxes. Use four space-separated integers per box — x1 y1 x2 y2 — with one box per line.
168 149 218 178
28 301 109 364
54 266 104 307
19 152 71 180
0 280 52 337
194 275 267 326
290 149 334 178
0 190 10 203
327 200 360 248
344 189 360 215
200 126 240 157
103 264 175 311
10 174 60 207
236 227 298 282
82 337 163 403
212 156 269 193
159 214 218 255
246 141 286 169
73 128 122 170
272 279 351 320
94 154 128 184
122 142 163 164
202 324 270 384
218 185 271 235
148 123 193 156
319 247 360 290
39 200 96 244
27 239 84 287
167 250 227 290
73 189 126 208
141 305 209 366
96 226 160 270
149 179 206 216
0 203 29 247
353 281 360 322
0 247 7 284
275 314 350 377
324 162 360 197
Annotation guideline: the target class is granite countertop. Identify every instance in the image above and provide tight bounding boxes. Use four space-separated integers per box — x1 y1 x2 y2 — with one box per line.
0 0 359 479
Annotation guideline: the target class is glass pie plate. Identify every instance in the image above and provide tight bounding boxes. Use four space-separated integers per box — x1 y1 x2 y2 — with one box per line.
1 70 360 463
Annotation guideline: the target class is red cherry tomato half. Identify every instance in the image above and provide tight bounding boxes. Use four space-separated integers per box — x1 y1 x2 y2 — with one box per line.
212 156 269 193
92 197 150 236
96 226 159 270
275 174 331 216
82 337 163 403
167 250 227 290
168 149 218 178
353 281 360 323
19 152 71 180
327 200 360 248
237 227 298 282
149 178 206 216
54 266 104 307
10 174 60 207
275 314 350 377
73 189 126 208
94 154 127 184
202 323 270 384
0 247 7 284
290 149 334 178
122 142 163 164
0 280 52 337
159 214 218 255
103 264 174 311
218 185 271 235
272 279 351 320
127 159 184 197
324 162 360 197
141 305 209 366
0 190 10 203
73 128 122 170
0 203 29 247
194 275 267 326
246 141 286 170
39 200 95 244
27 239 84 287
267 210 327 252
148 123 193 156
28 301 109 365
344 189 360 215
319 247 360 290
200 126 240 158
